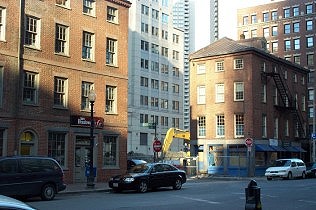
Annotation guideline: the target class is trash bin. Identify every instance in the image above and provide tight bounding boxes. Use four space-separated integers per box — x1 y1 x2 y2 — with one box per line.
245 180 262 210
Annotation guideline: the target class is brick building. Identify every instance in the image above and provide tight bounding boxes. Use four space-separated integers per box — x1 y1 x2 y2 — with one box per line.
0 0 131 183
236 0 316 150
189 37 309 176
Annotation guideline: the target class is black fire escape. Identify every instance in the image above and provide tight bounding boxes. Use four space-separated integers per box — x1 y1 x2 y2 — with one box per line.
263 72 306 139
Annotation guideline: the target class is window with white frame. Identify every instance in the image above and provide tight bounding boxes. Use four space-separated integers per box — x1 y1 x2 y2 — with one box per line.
293 22 300 33
284 8 290 18
216 61 224 72
197 63 206 74
162 29 168 40
172 118 179 128
23 71 38 104
25 15 40 48
106 38 117 65
173 34 179 43
152 26 159 37
172 100 179 111
234 58 243 69
160 116 168 126
141 58 149 69
82 31 94 61
216 115 225 137
263 12 269 22
81 82 93 110
160 99 168 109
293 6 299 16
141 40 149 51
107 6 118 23
172 50 179 60
172 84 179 93
162 13 168 23
262 84 266 103
161 64 169 74
161 81 168 91
272 26 278 36
262 114 267 138
234 82 244 101
140 95 148 106
271 11 277 20
284 40 291 51
285 120 289 136
152 9 159 20
272 42 278 52
55 24 69 55
54 77 67 108
161 47 168 57
301 95 306 111
198 116 206 137
140 76 148 87
309 107 314 118
307 36 314 48
294 55 300 64
0 7 6 41
263 27 269 37
172 67 179 77
141 22 148 33
197 86 205 104
140 114 148 123
48 132 66 167
151 79 158 89
215 84 224 103
306 20 313 31
141 5 149 15
103 135 118 167
308 89 314 101
235 114 244 137
307 54 314 66
83 0 95 16
151 97 158 108
251 29 257 38
274 118 278 139
284 24 290 34
0 66 3 107
306 4 313 14
106 86 117 113
151 43 159 54
273 87 278 105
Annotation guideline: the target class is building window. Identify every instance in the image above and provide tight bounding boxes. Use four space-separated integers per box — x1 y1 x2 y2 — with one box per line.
82 31 94 61
271 11 277 20
197 63 206 74
293 38 300 50
284 24 290 34
263 12 269 22
243 16 248 25
0 129 4 156
160 99 168 109
161 47 168 57
307 54 314 66
272 42 278 52
284 8 290 18
302 95 306 112
172 67 179 77
306 4 313 14
262 114 267 138
172 50 179 60
140 77 148 87
103 136 118 167
152 26 159 37
106 86 117 113
172 100 179 111
307 36 314 48
309 107 314 118
272 26 278 36
139 132 148 145
0 7 6 41
284 40 291 51
251 29 257 38
141 40 149 51
55 24 69 55
25 15 40 48
216 115 225 137
294 55 300 64
263 27 269 37
234 82 244 101
161 64 169 74
0 66 3 107
161 81 168 91
141 22 148 33
160 116 168 126
197 86 205 104
141 59 149 69
273 87 278 105
141 5 149 15
150 97 158 108
306 20 313 31
23 71 38 104
293 22 300 33
172 84 179 93
48 132 66 167
285 120 289 136
152 9 159 20
106 38 117 65
83 0 95 16
235 114 244 137
243 31 249 39
234 58 243 69
262 84 266 103
56 0 69 7
216 84 224 103
151 43 159 54
251 14 257 24
198 116 206 137
54 77 67 108
151 79 159 89
162 29 168 40
274 118 278 139
173 34 179 43
172 118 180 128
81 82 93 110
216 61 224 72
293 7 299 17
162 13 168 23
140 95 148 106
140 114 148 123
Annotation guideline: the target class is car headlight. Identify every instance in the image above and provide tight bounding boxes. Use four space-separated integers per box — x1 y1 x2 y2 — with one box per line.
123 177 135 183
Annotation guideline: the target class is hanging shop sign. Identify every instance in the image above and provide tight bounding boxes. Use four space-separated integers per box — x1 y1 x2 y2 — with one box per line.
70 115 104 129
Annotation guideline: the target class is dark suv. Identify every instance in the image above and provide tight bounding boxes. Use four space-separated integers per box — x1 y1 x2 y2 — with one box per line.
0 156 66 200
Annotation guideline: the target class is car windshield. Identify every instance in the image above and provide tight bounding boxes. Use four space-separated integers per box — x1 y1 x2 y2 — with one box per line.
128 163 150 173
274 160 291 167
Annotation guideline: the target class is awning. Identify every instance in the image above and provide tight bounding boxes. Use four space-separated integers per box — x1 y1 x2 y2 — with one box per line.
270 145 287 152
284 146 306 152
255 144 275 151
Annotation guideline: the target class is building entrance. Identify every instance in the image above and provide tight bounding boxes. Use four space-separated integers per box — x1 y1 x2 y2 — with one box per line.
74 136 91 183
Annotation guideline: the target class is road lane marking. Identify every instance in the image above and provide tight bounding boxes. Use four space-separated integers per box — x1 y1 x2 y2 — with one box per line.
173 195 220 204
298 200 316 204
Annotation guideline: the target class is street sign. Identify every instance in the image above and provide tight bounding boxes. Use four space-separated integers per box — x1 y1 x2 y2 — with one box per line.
245 138 253 147
153 138 162 152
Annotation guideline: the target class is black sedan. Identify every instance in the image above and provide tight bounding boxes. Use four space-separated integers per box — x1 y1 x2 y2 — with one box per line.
306 162 316 178
108 162 186 193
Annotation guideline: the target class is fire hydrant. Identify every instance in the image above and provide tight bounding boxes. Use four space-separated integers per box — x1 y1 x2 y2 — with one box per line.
245 180 262 210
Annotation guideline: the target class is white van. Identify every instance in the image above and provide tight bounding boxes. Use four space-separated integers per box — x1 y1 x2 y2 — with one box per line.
265 158 306 180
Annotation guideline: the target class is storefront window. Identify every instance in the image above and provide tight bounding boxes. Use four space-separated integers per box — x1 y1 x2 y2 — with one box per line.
103 135 118 167
228 144 247 167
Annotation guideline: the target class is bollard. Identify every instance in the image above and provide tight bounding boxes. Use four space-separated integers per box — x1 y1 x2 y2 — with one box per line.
245 179 262 210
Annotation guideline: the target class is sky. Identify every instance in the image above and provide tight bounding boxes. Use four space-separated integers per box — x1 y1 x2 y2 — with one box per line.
194 0 283 51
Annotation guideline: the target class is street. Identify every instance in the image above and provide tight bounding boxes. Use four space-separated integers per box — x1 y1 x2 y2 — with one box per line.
26 178 316 210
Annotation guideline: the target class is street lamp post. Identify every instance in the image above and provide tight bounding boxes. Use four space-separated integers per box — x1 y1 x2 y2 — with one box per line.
87 89 96 188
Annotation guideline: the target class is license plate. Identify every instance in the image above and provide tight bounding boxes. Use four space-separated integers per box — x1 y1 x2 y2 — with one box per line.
113 183 118 187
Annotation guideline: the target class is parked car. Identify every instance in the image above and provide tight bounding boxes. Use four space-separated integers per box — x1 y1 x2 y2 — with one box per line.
109 162 186 193
306 162 316 178
265 158 306 180
127 159 147 170
0 156 66 200
0 195 36 210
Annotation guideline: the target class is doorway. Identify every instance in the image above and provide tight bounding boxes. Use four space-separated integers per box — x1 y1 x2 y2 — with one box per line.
74 136 92 183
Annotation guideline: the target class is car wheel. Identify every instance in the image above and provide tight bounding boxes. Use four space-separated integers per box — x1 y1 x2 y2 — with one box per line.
173 179 182 190
302 172 306 179
137 181 148 193
313 171 316 178
41 184 56 201
287 172 293 180
267 177 272 181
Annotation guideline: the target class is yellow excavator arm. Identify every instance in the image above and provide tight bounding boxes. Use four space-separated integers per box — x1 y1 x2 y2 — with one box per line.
161 128 190 158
